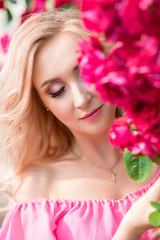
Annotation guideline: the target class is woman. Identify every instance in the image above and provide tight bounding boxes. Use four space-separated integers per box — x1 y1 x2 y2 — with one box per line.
0 9 160 240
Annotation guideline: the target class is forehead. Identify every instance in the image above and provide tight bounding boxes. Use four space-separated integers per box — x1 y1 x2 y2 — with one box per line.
32 32 81 88
36 32 80 70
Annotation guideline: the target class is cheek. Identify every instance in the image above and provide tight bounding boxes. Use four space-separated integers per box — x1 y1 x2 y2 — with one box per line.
105 104 116 123
105 103 116 114
35 89 72 120
49 101 73 123
87 83 102 96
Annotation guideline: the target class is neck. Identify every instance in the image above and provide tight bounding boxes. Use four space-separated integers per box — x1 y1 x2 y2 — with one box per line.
72 131 120 169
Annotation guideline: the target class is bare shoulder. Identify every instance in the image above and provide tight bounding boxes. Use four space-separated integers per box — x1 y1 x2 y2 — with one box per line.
13 152 92 202
14 162 57 202
13 153 75 202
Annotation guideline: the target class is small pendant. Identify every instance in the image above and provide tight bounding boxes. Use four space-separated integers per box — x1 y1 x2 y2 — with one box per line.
111 171 116 183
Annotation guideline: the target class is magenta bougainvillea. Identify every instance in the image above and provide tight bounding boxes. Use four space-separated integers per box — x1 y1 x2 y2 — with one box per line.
78 0 160 159
0 33 10 54
0 1 4 9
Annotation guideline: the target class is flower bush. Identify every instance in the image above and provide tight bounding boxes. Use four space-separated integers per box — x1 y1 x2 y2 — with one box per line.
78 3 160 229
78 0 160 178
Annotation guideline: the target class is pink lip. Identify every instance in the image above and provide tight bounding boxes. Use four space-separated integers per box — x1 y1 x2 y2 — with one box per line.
80 105 103 120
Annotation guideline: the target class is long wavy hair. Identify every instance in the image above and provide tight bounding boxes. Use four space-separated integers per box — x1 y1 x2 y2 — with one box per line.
0 9 112 222
0 8 87 222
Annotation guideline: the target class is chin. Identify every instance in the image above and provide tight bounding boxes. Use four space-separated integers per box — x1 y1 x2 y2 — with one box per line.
81 122 112 135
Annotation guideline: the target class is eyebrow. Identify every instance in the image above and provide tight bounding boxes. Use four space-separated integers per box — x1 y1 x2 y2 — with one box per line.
40 65 79 89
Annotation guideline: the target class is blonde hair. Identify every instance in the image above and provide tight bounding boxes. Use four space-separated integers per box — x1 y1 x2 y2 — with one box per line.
0 9 111 220
0 8 88 221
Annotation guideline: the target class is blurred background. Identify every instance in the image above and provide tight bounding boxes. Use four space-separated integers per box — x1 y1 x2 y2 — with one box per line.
0 0 79 69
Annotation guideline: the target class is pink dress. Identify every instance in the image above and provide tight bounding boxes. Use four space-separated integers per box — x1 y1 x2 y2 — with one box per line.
0 170 160 240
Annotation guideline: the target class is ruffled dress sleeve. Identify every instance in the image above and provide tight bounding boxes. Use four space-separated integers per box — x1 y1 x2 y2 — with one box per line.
0 199 69 240
0 169 160 240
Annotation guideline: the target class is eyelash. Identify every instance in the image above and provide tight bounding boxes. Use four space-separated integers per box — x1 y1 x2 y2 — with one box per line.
49 68 81 98
50 86 65 98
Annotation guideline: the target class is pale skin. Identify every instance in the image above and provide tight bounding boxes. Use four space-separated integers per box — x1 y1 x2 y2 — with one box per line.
15 31 160 239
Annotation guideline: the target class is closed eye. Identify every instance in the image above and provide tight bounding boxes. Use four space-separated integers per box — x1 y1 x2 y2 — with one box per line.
50 86 65 98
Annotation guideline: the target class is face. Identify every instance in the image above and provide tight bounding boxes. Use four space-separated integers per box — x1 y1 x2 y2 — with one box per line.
33 31 116 136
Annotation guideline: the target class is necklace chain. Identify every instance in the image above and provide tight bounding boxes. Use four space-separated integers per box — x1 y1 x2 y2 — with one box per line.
73 149 121 183
82 156 121 183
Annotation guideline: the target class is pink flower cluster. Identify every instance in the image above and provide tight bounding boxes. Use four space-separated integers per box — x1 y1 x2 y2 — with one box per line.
55 0 81 8
109 117 157 158
31 0 46 12
0 1 4 9
0 34 10 54
78 0 160 158
55 0 76 7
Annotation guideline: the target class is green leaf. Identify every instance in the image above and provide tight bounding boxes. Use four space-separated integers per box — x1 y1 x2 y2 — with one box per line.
6 8 12 21
130 124 137 131
25 0 32 9
149 211 160 227
60 4 75 9
7 0 17 3
151 202 160 212
123 148 152 182
64 4 75 9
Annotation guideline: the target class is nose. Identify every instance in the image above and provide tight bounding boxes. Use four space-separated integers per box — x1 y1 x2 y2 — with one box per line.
71 82 91 109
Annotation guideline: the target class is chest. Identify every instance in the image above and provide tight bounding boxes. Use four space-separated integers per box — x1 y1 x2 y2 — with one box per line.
46 161 159 201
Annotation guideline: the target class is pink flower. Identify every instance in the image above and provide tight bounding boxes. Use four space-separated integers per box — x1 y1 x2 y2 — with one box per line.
143 132 160 155
108 34 159 69
139 0 154 10
31 0 46 12
109 117 133 148
21 10 32 24
0 34 10 54
118 0 160 37
80 0 160 159
109 117 156 158
0 1 5 8
144 64 160 89
77 36 106 84
125 101 160 134
55 0 71 7
81 0 116 33
127 133 155 158
128 66 160 104
118 0 151 36
55 0 80 8
118 0 145 36
132 34 159 66
95 71 133 106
